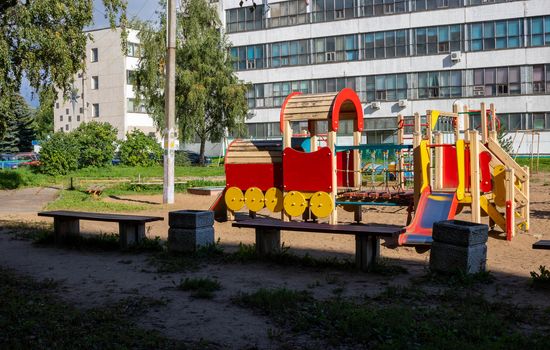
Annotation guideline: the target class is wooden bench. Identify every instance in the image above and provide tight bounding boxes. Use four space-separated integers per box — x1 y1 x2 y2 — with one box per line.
533 240 550 250
232 218 405 271
38 210 163 248
85 185 105 197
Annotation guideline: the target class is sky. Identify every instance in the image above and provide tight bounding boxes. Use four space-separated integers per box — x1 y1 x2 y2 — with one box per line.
21 0 161 107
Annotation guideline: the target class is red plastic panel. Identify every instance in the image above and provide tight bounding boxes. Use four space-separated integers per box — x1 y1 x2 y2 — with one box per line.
479 151 492 192
225 163 283 191
283 147 332 192
336 151 355 187
332 88 364 132
441 147 471 189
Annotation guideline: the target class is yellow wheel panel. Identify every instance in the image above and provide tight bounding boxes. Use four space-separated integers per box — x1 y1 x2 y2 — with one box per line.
264 187 283 212
283 191 307 217
309 191 333 218
225 187 245 211
245 187 265 212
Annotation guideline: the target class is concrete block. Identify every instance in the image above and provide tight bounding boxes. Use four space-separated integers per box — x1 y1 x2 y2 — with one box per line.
433 220 488 247
169 210 214 229
168 227 215 253
355 235 380 272
119 223 145 249
430 241 487 274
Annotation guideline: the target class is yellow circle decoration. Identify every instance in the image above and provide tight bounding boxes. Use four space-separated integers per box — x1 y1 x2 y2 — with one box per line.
264 187 283 212
225 187 245 211
245 187 265 212
283 191 307 217
309 191 334 218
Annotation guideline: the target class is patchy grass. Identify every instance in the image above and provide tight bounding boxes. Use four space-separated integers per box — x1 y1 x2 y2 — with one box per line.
178 277 222 299
0 220 52 241
235 286 550 348
368 258 409 276
34 232 164 253
0 266 199 349
530 265 550 290
45 190 150 212
413 269 495 288
515 157 550 172
148 241 226 273
106 179 225 196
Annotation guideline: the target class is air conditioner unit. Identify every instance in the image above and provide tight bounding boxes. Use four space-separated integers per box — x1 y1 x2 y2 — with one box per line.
335 9 345 19
325 51 336 62
450 51 461 62
371 101 381 109
398 99 408 107
246 60 256 69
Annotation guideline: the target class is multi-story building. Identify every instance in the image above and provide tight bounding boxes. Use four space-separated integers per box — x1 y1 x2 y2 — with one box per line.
53 28 158 140
218 0 550 155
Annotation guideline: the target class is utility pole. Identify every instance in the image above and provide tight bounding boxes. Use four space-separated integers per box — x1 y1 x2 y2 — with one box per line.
163 0 176 204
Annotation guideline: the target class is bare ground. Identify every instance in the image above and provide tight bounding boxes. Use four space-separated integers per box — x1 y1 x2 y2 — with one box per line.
0 175 549 348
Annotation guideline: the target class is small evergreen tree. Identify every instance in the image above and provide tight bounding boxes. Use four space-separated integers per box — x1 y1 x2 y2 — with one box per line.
0 94 35 153
73 122 117 168
119 130 163 167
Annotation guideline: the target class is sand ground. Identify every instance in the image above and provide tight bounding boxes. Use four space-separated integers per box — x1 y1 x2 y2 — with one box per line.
0 175 549 348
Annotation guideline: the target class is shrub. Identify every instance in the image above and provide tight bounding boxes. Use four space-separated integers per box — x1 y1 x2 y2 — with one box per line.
37 132 79 175
73 122 117 168
119 130 163 167
174 150 190 166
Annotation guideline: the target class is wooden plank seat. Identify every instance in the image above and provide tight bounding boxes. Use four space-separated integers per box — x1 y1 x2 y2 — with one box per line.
532 240 550 250
85 185 105 197
232 218 405 271
38 210 163 248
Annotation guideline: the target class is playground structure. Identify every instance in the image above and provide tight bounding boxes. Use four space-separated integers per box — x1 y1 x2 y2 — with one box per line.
216 88 530 246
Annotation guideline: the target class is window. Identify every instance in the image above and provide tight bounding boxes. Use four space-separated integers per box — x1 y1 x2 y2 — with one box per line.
68 116 72 122
533 65 550 93
91 76 99 90
364 29 408 59
77 115 80 122
92 103 99 118
60 115 63 122
226 5 264 33
55 102 59 109
529 16 550 47
469 19 523 51
473 66 520 96
313 0 355 22
530 113 547 130
90 48 98 62
127 98 147 113
79 107 84 113
66 108 69 114
126 42 141 57
417 71 462 99
413 0 462 11
65 124 69 131
365 74 407 101
269 0 308 28
313 35 358 63
415 25 461 55
126 70 137 85
231 45 265 70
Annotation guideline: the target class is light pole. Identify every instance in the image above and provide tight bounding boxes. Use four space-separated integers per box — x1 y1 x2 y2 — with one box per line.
163 0 176 204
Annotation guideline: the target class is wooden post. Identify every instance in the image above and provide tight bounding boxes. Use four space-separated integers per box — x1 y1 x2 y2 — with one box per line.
469 130 481 223
119 222 146 249
282 119 292 221
397 114 405 188
463 105 470 142
53 218 80 243
328 129 338 225
452 104 460 141
523 166 530 231
490 103 497 133
255 228 281 255
434 132 443 191
353 129 361 189
426 110 433 143
505 168 516 240
480 102 488 144
355 235 380 272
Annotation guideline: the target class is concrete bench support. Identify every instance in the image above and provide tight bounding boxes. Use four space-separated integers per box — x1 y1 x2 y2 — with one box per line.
355 235 380 271
119 222 146 249
255 228 281 255
53 218 80 242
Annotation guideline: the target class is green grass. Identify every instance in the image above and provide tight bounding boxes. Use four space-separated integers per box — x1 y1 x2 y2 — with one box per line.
515 157 550 172
178 277 222 299
530 265 550 290
235 286 550 349
45 190 151 212
0 266 198 349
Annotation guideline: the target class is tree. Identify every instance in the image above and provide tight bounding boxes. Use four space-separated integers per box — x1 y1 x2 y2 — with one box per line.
0 1 127 134
0 94 36 153
134 0 248 165
37 132 79 175
73 121 117 168
119 129 163 167
35 89 55 141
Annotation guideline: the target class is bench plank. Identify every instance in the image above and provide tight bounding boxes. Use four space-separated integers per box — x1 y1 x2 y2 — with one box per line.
533 240 550 250
38 210 163 223
233 218 404 237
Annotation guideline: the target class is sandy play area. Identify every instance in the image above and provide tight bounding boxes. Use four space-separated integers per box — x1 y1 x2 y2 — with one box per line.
0 173 549 348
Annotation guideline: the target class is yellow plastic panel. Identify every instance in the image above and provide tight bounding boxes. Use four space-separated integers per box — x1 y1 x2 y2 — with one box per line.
245 187 265 212
309 191 334 218
264 187 283 212
492 165 506 207
283 191 307 217
225 187 245 211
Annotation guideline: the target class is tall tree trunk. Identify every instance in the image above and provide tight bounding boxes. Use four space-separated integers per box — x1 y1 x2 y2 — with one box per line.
199 137 206 166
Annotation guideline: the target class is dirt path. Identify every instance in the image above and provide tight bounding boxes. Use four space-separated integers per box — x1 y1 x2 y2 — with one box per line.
0 187 58 214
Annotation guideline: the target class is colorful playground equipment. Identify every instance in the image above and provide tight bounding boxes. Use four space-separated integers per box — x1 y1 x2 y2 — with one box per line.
215 88 529 247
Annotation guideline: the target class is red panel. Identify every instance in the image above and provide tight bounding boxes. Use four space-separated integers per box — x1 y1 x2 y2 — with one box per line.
283 147 332 192
479 151 492 192
279 92 302 133
332 88 364 132
506 200 513 241
441 147 471 189
225 163 283 191
336 151 355 187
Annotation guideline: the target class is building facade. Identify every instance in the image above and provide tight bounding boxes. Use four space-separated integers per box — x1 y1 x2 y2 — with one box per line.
53 28 158 140
218 0 550 155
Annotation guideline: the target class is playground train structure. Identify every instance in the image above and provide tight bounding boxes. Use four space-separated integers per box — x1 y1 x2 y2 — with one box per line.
212 88 529 247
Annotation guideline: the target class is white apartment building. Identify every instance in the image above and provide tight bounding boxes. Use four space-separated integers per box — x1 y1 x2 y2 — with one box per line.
53 28 157 140
217 0 550 155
